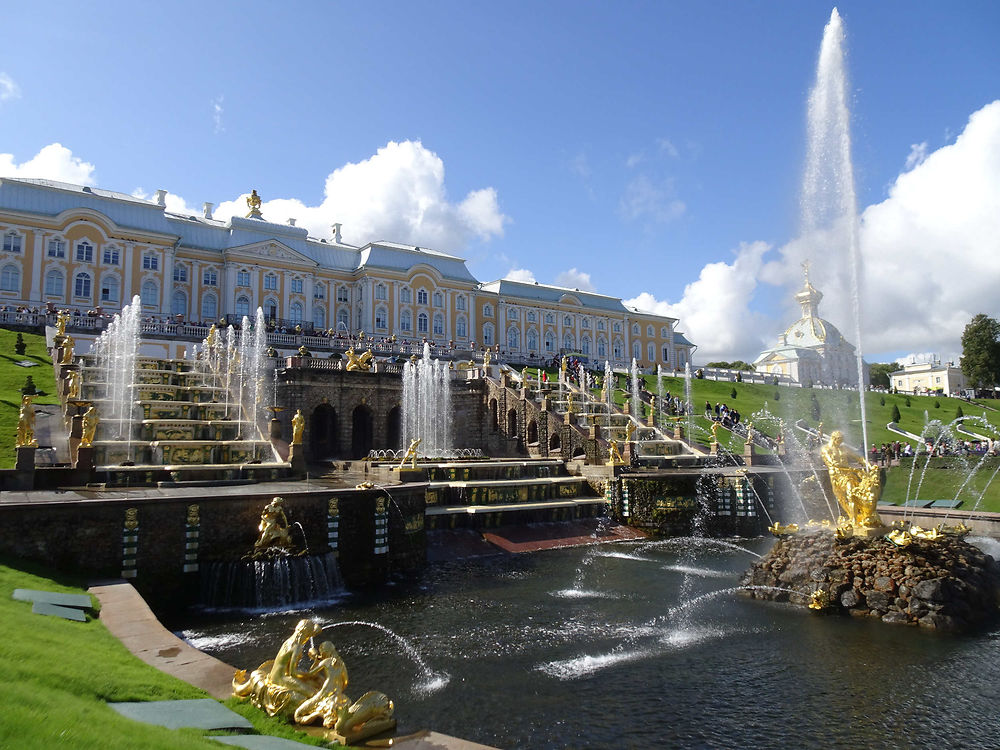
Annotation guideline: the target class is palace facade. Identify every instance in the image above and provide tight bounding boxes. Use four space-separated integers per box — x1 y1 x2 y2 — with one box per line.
0 177 694 368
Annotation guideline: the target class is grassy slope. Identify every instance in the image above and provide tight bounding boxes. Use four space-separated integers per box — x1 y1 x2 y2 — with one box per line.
0 557 330 749
0 328 61 469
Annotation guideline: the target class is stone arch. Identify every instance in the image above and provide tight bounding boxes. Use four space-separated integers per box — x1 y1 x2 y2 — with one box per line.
506 407 517 437
310 401 338 460
489 398 499 432
351 404 374 458
386 405 401 449
549 432 561 451
526 418 538 445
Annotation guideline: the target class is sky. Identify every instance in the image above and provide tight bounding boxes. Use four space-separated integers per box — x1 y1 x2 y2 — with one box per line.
2 1 999 365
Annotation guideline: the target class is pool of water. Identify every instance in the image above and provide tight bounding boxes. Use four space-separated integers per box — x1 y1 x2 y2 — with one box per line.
175 535 1000 749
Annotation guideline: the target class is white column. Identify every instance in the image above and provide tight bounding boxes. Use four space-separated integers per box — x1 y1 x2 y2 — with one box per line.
304 274 314 324
122 242 135 304
30 232 44 302
224 265 237 319
160 247 175 315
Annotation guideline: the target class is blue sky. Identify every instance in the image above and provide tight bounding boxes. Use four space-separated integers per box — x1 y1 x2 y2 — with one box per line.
2 1 999 363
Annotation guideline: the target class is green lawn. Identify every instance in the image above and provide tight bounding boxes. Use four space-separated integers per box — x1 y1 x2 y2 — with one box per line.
0 557 330 750
0 328 61 469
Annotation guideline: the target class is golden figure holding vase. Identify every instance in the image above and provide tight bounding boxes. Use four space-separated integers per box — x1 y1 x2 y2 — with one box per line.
820 430 884 533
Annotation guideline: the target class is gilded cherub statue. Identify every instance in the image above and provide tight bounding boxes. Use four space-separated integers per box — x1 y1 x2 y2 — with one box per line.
60 335 75 364
399 438 421 469
483 349 492 367
55 309 69 338
16 394 38 448
253 496 293 554
607 439 624 466
344 347 374 372
81 405 99 447
66 370 81 400
233 618 395 744
821 430 883 530
291 410 305 445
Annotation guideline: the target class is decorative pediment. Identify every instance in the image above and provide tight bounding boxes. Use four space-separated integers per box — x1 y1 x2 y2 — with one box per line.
224 240 317 267
559 294 583 306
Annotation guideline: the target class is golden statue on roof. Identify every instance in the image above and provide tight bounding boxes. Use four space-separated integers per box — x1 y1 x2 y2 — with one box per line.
246 189 263 219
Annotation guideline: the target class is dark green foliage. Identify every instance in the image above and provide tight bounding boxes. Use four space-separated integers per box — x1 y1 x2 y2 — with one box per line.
960 313 1000 388
956 405 964 419
706 360 755 371
735 370 743 382
730 387 737 399
891 404 902 423
774 390 780 401
879 395 886 406
20 375 36 395
810 393 821 421
905 397 912 407
14 332 26 355
934 400 941 409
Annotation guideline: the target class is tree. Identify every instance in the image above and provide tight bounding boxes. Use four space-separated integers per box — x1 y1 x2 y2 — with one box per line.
730 387 738 399
868 362 899 390
960 314 1000 389
891 404 901 423
810 393 821 421
706 360 755 371
956 405 964 420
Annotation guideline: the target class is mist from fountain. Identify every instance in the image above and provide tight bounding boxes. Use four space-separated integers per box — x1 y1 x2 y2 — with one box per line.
92 295 141 453
401 342 452 457
630 358 641 422
801 7 869 451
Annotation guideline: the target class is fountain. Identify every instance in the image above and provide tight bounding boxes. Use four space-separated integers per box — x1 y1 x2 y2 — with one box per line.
401 343 452 458
743 9 1000 632
200 496 342 610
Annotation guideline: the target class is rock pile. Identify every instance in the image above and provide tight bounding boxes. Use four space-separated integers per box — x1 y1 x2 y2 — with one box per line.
742 532 1000 632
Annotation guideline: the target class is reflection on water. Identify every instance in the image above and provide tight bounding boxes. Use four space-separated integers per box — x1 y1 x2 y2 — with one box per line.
175 536 1000 749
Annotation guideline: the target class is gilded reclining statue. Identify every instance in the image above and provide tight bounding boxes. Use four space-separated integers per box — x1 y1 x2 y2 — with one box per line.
233 618 395 743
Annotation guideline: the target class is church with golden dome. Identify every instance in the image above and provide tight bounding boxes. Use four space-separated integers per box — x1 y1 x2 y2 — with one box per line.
753 264 865 387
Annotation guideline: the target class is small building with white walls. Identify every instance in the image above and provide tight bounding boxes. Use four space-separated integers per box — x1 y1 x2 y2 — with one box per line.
890 359 966 396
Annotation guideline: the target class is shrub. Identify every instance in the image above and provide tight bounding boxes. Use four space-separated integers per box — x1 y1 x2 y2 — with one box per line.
774 390 780 401
956 405 964 419
730 387 737 399
934 400 941 409
14 333 26 355
905 397 912 407
20 375 37 395
879 396 886 406
810 393 821 421
891 404 901 423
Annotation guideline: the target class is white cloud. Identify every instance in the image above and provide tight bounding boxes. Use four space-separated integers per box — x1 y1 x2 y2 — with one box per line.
625 241 770 363
0 143 96 185
555 268 595 292
0 73 20 103
212 95 225 134
904 141 928 171
657 138 679 158
211 140 508 251
619 174 686 223
625 152 644 169
505 268 536 283
569 152 591 179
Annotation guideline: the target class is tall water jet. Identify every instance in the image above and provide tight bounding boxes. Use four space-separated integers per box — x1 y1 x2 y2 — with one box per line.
802 7 869 450
630 358 641 422
401 343 452 457
238 307 269 440
92 295 141 456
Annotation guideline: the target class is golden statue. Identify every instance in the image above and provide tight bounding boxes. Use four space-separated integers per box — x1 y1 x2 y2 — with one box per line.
233 618 395 744
745 422 754 443
566 392 574 414
483 349 491 367
607 439 624 466
344 347 374 371
399 438 421 469
711 420 720 444
205 323 218 349
768 522 800 536
253 496 293 554
246 189 263 218
66 370 81 399
55 309 69 338
16 394 38 448
291 410 305 445
60 335 75 364
625 420 636 443
820 430 883 531
81 405 98 447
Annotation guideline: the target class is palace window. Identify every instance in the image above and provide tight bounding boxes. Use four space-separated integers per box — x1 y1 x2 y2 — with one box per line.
563 332 575 350
526 329 537 351
417 312 428 334
103 247 120 265
456 316 467 338
417 288 428 305
45 269 64 297
0 264 20 291
141 252 157 270
507 327 519 351
401 310 412 332
483 323 494 346
264 297 278 320
48 239 66 258
173 263 187 283
545 313 553 324
172 290 187 316
613 340 623 359
545 334 554 352
237 270 251 287
564 315 572 327
101 276 119 303
582 336 591 355
433 313 444 335
264 273 277 290
313 283 325 299
527 311 535 322
661 326 670 338
648 342 655 361
598 338 607 357
201 293 217 321
375 283 387 301
313 306 325 327
236 295 250 318
141 280 158 306
507 308 518 320
433 291 443 308
74 272 91 298
291 278 303 294
76 241 94 263
3 231 22 253
337 286 349 303
289 302 303 324
662 345 671 362
400 287 412 303
613 322 622 333
375 307 388 330
337 309 349 331
633 341 641 360
455 295 466 311
203 269 218 286
632 323 640 336
647 325 654 337
582 318 590 329
483 303 493 317
598 320 605 331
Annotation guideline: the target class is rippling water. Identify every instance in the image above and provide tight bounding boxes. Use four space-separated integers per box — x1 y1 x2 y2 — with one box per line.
175 535 1000 749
